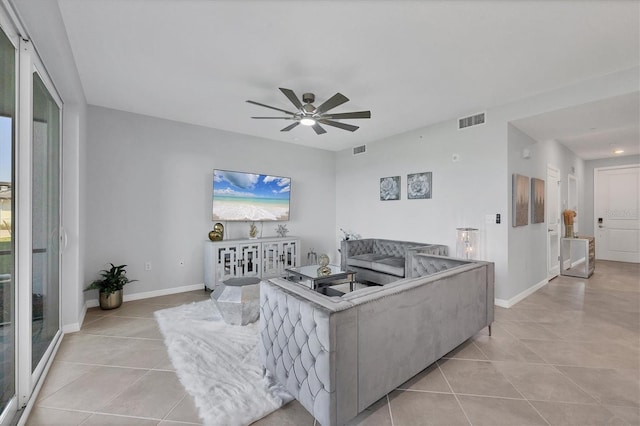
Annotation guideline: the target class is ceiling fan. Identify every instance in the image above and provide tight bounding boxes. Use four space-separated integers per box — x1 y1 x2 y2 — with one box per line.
247 88 371 135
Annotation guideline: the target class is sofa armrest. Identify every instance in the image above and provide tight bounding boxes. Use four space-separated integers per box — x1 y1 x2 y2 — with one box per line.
340 239 374 269
406 252 468 278
259 279 358 426
405 245 449 276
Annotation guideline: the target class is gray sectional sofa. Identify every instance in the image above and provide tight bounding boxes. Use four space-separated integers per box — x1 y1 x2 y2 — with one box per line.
259 253 494 426
340 238 448 284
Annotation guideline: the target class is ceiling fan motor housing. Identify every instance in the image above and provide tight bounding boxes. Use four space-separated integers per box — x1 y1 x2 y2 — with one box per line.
302 93 315 104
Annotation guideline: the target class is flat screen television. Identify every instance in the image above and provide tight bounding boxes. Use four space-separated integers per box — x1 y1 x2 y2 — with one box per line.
212 169 291 221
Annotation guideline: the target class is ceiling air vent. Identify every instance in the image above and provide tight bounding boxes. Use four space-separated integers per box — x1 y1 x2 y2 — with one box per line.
353 144 367 155
458 112 486 130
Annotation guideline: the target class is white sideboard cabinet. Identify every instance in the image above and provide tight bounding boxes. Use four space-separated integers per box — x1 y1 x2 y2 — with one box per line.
204 236 300 290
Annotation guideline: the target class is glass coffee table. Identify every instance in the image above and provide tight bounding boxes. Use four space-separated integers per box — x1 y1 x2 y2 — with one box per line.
285 264 356 296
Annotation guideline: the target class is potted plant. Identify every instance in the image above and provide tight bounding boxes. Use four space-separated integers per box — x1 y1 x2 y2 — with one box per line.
85 263 137 310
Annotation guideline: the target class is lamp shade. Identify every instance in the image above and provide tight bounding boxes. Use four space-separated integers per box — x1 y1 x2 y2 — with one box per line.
456 227 478 260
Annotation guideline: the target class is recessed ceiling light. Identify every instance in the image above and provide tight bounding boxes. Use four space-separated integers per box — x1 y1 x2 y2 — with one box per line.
613 149 625 154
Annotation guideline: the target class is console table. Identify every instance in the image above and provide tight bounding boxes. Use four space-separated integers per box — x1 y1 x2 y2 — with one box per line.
204 236 300 290
560 236 595 278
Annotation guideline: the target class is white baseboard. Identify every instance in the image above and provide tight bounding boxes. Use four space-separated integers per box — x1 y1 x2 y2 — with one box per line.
85 283 205 307
494 278 548 308
62 299 89 333
62 321 82 334
81 283 206 324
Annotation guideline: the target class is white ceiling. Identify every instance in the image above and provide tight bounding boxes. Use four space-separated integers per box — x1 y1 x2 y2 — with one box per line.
56 0 639 155
512 92 640 160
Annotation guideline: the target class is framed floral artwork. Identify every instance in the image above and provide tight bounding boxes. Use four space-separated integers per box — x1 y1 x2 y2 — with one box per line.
407 172 432 199
380 176 400 201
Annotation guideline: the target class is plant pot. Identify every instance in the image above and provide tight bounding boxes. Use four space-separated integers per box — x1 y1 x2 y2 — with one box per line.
99 289 123 310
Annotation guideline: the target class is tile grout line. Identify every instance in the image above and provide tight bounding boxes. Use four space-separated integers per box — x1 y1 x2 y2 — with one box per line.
501 276 640 414
96 362 156 418
390 386 615 406
383 393 394 426
435 360 473 426
486 360 552 426
493 322 556 426
470 339 490 362
161 392 195 423
550 363 605 406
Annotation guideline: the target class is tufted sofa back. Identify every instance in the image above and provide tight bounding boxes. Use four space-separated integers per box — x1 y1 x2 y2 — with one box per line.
340 238 448 278
343 239 374 257
372 239 416 257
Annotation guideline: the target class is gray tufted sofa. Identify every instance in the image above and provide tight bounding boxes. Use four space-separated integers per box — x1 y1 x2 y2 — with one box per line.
259 253 494 426
340 238 448 285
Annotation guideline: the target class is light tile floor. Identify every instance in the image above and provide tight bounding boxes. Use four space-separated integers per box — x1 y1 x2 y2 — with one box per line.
26 260 639 425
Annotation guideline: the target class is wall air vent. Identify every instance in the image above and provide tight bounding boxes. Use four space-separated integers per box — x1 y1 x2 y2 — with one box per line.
458 112 486 129
353 144 367 155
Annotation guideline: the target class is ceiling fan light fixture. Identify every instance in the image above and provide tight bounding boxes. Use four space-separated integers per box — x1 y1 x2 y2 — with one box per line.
247 88 371 134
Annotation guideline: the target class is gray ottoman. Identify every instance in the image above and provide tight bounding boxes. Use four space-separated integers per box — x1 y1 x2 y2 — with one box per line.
211 277 260 325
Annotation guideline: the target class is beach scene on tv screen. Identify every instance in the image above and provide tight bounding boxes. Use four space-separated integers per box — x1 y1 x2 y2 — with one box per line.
212 170 290 221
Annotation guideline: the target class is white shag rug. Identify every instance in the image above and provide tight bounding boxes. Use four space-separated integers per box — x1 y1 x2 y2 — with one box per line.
154 300 293 426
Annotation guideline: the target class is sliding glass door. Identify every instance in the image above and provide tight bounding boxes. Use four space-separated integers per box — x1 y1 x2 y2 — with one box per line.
0 20 16 418
31 72 60 372
0 4 63 419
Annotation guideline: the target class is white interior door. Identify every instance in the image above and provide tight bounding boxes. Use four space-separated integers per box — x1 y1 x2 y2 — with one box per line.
547 165 561 278
595 165 640 263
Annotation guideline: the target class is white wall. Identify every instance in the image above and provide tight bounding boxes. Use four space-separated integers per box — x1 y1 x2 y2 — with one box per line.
507 125 548 297
85 106 336 299
507 124 585 301
336 116 510 297
583 154 640 236
336 67 638 304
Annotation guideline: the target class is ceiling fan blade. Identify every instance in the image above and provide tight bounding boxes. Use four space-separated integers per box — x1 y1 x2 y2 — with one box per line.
315 93 349 114
251 116 295 119
318 119 359 132
246 100 297 115
312 123 327 135
281 122 300 132
279 88 303 110
322 111 371 120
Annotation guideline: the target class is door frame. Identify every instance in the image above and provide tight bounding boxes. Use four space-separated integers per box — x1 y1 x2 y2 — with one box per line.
0 2 20 422
594 164 640 262
547 165 561 279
